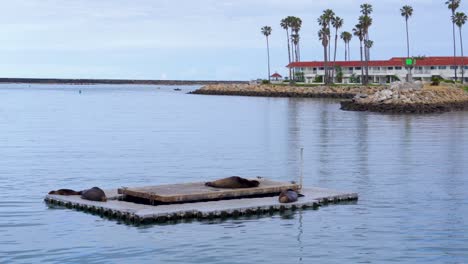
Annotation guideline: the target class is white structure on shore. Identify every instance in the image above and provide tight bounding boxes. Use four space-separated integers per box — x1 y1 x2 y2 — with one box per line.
287 57 468 84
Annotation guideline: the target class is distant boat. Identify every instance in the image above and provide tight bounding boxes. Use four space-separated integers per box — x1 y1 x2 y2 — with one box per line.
174 88 182 91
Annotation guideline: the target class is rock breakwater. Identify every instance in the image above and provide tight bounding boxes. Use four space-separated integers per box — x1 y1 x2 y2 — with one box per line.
191 84 386 99
341 84 468 114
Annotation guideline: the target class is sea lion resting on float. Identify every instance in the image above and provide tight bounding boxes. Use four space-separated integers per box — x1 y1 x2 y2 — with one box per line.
278 189 303 203
48 187 107 202
48 189 82 196
205 176 260 189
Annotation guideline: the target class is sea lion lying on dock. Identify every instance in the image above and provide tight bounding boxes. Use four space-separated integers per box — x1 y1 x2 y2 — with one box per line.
81 187 107 202
205 176 260 189
48 187 107 202
278 189 303 203
48 189 82 196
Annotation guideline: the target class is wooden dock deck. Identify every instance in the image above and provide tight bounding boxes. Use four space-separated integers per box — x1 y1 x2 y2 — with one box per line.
118 178 299 204
44 186 358 225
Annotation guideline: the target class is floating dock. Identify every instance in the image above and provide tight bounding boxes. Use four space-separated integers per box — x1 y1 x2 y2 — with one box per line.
44 181 358 225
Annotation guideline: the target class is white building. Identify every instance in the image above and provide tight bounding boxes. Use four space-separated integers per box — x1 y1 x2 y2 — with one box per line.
287 57 468 84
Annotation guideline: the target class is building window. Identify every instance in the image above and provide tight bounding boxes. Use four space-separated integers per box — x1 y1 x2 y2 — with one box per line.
313 68 317 71
355 67 361 70
439 66 447 69
348 67 353 71
388 67 394 70
465 66 468 70
319 67 324 70
450 66 457 70
374 67 380 71
395 67 402 70
430 66 436 70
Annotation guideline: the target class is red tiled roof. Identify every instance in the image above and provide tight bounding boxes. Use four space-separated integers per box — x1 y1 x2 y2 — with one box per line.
287 57 468 68
271 73 282 78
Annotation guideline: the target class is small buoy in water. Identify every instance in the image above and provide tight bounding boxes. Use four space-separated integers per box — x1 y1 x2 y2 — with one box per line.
79 90 82 94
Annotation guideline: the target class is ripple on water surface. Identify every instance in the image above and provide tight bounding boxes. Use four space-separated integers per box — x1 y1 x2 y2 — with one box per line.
0 84 468 263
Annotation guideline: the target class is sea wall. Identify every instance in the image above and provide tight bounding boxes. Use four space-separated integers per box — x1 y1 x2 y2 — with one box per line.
191 84 386 99
0 78 248 86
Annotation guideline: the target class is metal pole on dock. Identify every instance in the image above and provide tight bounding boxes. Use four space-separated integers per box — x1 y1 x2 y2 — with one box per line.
299 148 304 190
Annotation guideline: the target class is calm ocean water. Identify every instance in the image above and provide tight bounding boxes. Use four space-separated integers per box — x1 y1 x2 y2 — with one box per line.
0 84 467 263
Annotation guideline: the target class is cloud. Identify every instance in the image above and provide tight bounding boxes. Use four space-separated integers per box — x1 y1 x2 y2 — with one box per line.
0 0 465 80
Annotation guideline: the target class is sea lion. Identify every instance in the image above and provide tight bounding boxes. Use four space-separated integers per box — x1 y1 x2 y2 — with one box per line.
278 189 303 203
81 187 107 202
48 189 82 196
205 176 260 189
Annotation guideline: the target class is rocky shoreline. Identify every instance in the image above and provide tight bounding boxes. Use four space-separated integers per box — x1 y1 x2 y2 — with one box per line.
192 83 468 114
340 83 468 114
190 84 386 99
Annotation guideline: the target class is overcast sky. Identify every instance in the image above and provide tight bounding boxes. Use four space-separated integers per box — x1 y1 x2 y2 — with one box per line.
0 0 466 80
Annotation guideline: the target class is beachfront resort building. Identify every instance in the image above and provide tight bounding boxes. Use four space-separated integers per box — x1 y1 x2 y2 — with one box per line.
287 56 468 84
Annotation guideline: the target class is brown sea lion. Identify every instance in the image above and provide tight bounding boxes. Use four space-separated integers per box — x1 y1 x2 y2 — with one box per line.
205 176 260 189
48 189 82 196
81 187 107 202
278 189 303 203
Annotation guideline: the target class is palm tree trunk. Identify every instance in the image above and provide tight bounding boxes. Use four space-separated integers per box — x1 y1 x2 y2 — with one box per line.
267 36 271 82
365 34 370 85
460 27 465 84
405 19 410 58
332 29 338 82
405 18 411 82
360 41 364 84
344 42 347 61
452 12 458 81
298 43 301 62
324 45 328 84
286 29 292 83
348 42 351 61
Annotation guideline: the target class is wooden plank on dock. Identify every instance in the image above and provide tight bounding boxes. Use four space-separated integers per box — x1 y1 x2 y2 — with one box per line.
117 178 299 203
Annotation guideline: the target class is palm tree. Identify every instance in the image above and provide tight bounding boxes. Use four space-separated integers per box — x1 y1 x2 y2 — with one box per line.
361 3 373 16
401 5 413 59
332 16 344 81
446 0 461 81
401 5 413 82
341 31 352 61
360 4 373 84
353 24 365 84
290 17 303 62
323 9 336 63
261 26 272 82
319 28 330 84
453 12 467 83
281 17 293 82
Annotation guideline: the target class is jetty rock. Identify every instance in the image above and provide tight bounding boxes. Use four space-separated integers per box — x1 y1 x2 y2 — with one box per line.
341 85 468 114
390 81 423 91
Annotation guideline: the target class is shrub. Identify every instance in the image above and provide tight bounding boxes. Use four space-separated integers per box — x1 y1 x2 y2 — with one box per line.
349 73 359 84
431 76 441 86
262 80 270 84
441 79 455 84
313 75 323 83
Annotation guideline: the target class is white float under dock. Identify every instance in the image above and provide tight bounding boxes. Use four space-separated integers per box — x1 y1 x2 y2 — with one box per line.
44 186 358 225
